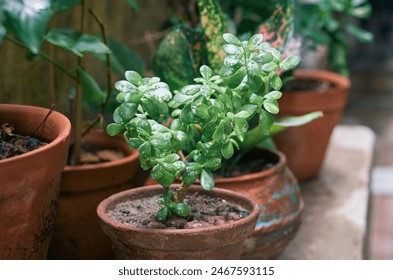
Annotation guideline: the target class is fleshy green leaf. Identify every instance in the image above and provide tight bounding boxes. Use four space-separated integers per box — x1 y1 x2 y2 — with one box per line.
269 72 282 90
203 157 221 169
258 110 274 135
125 71 143 86
233 117 249 142
261 62 278 72
265 90 282 100
247 34 263 46
155 207 169 222
223 33 242 46
199 65 212 80
221 141 234 159
279 56 300 70
200 169 215 191
163 189 173 204
228 68 246 89
139 142 152 158
106 123 124 136
212 121 225 142
171 203 189 218
223 44 242 55
183 169 200 186
263 99 279 114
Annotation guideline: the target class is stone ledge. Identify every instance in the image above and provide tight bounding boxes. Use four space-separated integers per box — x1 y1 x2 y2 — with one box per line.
280 125 376 260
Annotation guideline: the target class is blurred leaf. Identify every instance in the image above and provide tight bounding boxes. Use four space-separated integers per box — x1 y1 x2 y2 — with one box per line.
271 111 323 135
351 4 372 19
197 0 228 71
257 0 294 50
346 24 373 43
153 25 207 91
53 0 81 11
77 67 106 112
3 0 55 53
126 0 139 12
94 36 146 78
45 29 110 56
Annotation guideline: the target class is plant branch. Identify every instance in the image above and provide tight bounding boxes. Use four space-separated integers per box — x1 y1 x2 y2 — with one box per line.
30 104 55 139
73 0 89 165
174 181 189 203
81 7 113 137
5 35 77 81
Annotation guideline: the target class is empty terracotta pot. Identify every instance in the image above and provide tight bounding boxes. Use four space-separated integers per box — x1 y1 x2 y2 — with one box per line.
97 185 259 260
0 104 71 259
49 129 140 259
274 69 350 182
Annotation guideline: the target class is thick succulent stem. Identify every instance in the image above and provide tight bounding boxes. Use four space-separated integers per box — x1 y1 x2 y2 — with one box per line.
174 181 189 203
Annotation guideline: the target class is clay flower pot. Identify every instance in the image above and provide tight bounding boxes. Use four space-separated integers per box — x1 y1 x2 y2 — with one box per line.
97 185 259 260
274 69 350 182
49 129 140 260
0 104 71 259
214 148 303 259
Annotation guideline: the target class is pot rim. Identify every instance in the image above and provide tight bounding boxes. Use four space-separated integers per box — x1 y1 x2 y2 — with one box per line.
214 148 287 183
287 69 351 95
63 149 139 172
0 104 71 165
97 184 259 235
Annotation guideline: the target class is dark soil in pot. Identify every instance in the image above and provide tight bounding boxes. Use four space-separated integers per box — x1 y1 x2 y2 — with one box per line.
0 132 47 160
218 149 278 178
107 192 250 229
282 78 333 92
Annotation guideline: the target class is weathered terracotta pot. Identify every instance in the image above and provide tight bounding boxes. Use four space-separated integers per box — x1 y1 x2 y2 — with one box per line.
49 129 140 260
97 185 259 260
274 69 350 182
214 148 303 259
0 104 71 259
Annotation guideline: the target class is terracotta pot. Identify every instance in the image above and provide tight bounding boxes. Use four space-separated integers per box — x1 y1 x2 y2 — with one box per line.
97 185 259 259
0 104 71 259
48 129 140 260
274 69 350 182
213 148 303 259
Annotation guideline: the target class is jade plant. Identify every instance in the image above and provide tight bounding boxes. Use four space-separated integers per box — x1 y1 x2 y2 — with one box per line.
107 32 321 222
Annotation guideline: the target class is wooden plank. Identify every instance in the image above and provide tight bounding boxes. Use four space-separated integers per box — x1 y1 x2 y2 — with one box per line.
368 195 393 259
